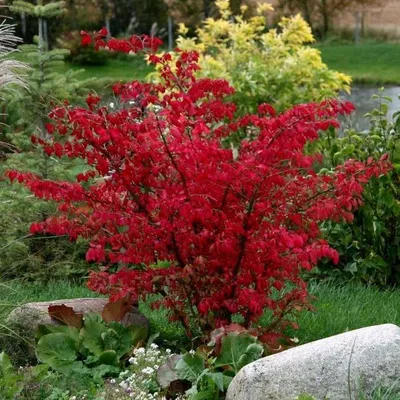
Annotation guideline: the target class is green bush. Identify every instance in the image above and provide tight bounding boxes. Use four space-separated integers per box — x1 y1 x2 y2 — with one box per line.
161 0 351 115
0 152 91 282
310 91 400 285
1 1 98 284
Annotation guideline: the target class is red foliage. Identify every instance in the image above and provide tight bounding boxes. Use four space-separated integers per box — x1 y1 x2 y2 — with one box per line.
80 28 162 53
7 32 391 340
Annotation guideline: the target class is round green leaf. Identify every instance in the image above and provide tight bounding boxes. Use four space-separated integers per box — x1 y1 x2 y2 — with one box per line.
37 333 78 372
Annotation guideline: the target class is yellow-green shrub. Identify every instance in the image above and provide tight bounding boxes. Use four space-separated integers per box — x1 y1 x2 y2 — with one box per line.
152 0 351 114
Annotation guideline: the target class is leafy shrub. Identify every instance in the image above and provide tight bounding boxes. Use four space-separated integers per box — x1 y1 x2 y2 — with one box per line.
1 3 100 284
0 352 50 400
0 152 91 282
8 30 390 344
103 344 183 399
156 0 351 115
311 91 400 285
36 298 148 380
157 325 265 399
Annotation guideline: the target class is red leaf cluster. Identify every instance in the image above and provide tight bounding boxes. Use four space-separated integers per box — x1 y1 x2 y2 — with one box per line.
80 28 162 53
7 37 391 340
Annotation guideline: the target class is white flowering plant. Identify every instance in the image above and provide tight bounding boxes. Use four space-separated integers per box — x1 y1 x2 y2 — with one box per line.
155 325 266 399
102 343 188 400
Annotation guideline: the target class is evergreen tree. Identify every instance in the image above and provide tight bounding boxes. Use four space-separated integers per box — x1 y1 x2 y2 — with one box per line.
8 0 95 143
0 0 96 282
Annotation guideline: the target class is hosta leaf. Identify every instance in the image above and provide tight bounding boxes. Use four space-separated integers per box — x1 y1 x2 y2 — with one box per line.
175 352 204 384
237 343 264 371
214 333 259 373
81 314 108 357
36 324 80 343
129 324 148 346
37 333 78 373
106 322 133 357
98 350 118 366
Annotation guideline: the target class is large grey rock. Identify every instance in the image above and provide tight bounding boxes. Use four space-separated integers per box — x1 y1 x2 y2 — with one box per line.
7 297 148 331
226 324 400 400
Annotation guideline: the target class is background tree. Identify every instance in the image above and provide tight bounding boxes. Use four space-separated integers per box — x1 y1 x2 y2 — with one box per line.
278 0 382 38
0 17 29 158
165 0 253 31
0 0 95 282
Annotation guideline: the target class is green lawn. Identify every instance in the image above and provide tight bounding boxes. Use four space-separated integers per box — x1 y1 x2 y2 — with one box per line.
72 44 400 86
63 44 400 86
318 43 400 85
14 43 400 86
58 56 154 82
12 51 154 83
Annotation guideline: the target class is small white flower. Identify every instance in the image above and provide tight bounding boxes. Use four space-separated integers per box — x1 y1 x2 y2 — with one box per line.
128 356 135 364
134 347 146 356
142 366 154 375
150 343 159 349
110 379 116 384
189 350 196 355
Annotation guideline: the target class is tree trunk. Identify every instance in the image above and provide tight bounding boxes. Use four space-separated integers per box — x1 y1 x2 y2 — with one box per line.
168 16 173 51
43 19 49 51
354 10 362 44
203 0 211 19
321 0 330 38
105 16 111 38
21 13 27 41
302 0 313 30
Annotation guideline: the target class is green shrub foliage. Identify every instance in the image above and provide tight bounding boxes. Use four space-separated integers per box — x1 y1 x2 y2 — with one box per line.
312 91 400 285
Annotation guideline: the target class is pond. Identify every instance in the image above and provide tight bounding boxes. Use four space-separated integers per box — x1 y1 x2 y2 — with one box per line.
340 84 400 131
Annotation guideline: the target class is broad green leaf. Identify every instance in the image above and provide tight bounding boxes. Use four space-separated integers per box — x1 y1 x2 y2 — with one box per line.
37 333 78 373
128 324 148 347
381 191 395 208
81 314 108 357
0 352 13 377
237 343 264 371
214 333 259 373
207 372 225 392
176 352 205 384
98 350 118 366
36 324 80 344
106 322 133 357
91 364 120 381
192 390 217 400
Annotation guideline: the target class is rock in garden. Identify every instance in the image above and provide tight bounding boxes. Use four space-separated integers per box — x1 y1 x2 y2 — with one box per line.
7 297 149 331
226 324 400 400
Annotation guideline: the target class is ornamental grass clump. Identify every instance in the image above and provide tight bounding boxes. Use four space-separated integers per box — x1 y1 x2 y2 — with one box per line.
6 30 391 344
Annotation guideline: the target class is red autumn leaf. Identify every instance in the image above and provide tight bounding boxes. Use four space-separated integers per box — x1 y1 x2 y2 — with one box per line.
48 304 83 328
102 295 133 323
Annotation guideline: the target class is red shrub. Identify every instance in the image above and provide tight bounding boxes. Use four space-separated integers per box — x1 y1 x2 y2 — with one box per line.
7 32 391 341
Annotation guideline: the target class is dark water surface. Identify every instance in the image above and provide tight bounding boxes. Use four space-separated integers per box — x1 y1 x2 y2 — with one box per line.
340 85 400 131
